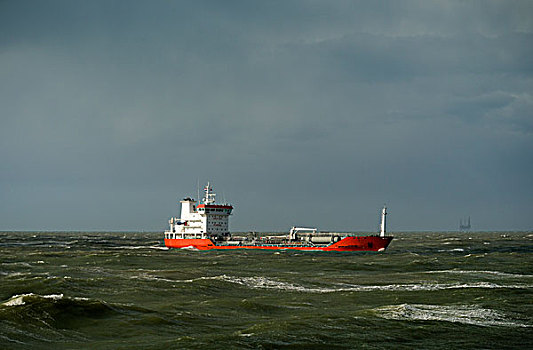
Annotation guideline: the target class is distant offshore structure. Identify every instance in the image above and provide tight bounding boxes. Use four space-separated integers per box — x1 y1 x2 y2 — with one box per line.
459 216 471 231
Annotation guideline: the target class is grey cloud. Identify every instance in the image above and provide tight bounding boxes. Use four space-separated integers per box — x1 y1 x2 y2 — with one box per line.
1 1 532 231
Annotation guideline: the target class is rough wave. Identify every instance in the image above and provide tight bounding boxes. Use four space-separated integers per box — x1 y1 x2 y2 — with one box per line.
373 303 531 328
0 293 147 321
2 293 73 307
187 275 533 293
0 293 159 346
108 245 168 250
424 270 533 278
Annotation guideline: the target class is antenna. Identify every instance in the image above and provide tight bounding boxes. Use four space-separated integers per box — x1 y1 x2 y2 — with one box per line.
203 181 216 204
197 178 200 203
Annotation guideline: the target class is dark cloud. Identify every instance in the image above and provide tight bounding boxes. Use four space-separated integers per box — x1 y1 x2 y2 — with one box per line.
1 1 532 231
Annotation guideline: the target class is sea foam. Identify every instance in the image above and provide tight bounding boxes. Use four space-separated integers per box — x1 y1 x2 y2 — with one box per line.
186 275 533 293
374 303 531 328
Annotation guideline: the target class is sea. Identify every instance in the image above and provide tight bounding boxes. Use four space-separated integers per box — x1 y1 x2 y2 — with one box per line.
1 231 532 349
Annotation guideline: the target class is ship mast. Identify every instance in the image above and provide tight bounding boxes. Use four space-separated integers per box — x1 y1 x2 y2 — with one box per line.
380 205 387 237
203 182 216 204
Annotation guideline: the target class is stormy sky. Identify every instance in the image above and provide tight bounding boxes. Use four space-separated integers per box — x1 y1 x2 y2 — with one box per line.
1 1 532 232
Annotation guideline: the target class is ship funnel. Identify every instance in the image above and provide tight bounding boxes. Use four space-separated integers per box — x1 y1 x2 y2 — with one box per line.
380 205 387 237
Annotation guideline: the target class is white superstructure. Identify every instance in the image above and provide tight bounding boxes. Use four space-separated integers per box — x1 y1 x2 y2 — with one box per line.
164 183 233 239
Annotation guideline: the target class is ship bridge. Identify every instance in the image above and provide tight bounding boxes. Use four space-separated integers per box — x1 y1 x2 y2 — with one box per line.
166 182 233 237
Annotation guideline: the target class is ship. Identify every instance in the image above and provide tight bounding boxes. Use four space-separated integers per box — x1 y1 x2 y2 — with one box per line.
163 183 393 252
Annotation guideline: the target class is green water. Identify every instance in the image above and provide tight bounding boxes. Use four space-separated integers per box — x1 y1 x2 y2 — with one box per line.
1 231 532 349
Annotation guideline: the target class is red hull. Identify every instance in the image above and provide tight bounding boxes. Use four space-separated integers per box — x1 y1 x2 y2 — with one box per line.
164 236 393 252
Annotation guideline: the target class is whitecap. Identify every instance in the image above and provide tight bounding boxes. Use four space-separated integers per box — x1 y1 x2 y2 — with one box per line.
374 304 531 328
130 274 177 283
191 275 533 293
150 245 169 250
2 293 64 307
424 270 533 278
3 294 28 306
1 262 31 267
236 331 255 337
42 294 65 300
